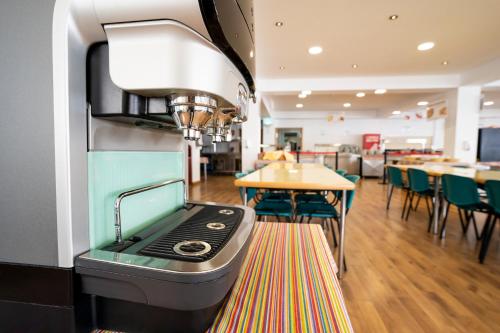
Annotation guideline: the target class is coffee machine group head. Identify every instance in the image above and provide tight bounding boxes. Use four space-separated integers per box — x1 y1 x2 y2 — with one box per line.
87 1 255 143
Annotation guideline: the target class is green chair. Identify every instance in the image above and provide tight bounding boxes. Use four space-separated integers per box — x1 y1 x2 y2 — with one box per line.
440 174 490 240
235 172 293 222
336 169 347 176
404 168 436 231
479 180 500 263
386 166 409 216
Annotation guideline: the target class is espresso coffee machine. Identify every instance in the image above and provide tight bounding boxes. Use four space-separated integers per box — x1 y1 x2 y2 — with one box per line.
0 0 256 332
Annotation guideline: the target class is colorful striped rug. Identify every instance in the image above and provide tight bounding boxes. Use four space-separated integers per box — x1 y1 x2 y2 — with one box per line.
208 222 353 333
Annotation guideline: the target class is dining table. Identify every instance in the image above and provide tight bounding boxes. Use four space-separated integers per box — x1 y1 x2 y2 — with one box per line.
388 164 500 235
233 162 356 278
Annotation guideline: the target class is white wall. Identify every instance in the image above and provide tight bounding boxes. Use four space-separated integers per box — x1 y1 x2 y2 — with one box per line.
187 141 201 183
263 117 437 151
241 95 262 171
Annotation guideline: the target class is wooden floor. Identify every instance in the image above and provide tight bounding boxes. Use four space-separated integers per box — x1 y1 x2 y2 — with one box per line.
190 176 500 333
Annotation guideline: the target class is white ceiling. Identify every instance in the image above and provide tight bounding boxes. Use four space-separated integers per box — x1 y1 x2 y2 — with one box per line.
254 0 500 78
266 89 446 112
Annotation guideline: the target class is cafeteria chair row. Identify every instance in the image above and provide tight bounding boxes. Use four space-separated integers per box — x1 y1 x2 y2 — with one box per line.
386 166 500 263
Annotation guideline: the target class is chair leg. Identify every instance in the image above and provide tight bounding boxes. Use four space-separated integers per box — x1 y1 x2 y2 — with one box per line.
299 215 304 223
470 212 481 240
440 203 451 238
414 195 421 211
329 218 338 247
458 209 467 234
426 197 434 232
479 215 497 263
307 216 312 224
401 189 410 219
405 192 414 221
386 185 394 210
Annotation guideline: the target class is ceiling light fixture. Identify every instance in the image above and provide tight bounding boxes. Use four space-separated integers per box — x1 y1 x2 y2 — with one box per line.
442 60 448 66
296 103 304 108
275 21 284 27
301 90 312 95
343 103 351 108
374 89 387 95
417 101 429 106
356 92 365 98
250 50 254 58
308 46 323 55
388 14 399 21
298 93 307 99
392 110 401 115
483 101 495 106
417 41 435 51
352 64 358 69
279 65 285 70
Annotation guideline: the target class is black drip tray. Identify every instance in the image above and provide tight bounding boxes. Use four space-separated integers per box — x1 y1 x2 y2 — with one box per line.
138 205 244 262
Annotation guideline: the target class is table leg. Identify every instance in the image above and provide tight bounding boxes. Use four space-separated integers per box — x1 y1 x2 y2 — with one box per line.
338 189 347 278
204 163 207 181
243 187 248 206
432 176 440 234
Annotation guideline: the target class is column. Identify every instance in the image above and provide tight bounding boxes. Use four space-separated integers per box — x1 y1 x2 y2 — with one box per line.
443 86 481 163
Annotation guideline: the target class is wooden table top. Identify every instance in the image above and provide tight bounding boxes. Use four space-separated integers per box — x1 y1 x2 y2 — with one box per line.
388 164 500 184
234 162 356 191
208 222 353 333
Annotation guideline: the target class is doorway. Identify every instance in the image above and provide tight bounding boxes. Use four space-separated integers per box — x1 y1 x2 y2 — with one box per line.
275 128 303 151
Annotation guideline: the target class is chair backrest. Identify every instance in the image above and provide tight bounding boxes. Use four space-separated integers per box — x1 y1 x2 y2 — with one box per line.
235 172 256 203
441 174 480 207
344 175 360 210
485 180 500 215
387 166 404 188
407 168 431 193
336 169 347 176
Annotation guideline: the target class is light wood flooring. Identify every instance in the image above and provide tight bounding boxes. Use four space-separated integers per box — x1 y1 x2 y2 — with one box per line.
189 176 500 333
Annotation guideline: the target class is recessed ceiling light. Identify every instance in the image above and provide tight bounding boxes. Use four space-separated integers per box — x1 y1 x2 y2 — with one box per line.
275 21 284 27
484 101 495 106
298 93 307 99
388 14 399 21
343 103 351 108
302 90 312 95
296 103 304 108
308 46 323 55
392 110 401 115
374 89 387 95
279 65 285 70
250 50 254 58
352 64 358 69
417 101 429 106
441 60 448 66
417 42 435 51
356 92 365 98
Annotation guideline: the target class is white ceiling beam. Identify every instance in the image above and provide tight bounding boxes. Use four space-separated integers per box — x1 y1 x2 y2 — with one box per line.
257 74 461 93
460 57 500 86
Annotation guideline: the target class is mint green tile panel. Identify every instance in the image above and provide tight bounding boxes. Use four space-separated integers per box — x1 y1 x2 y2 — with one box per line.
88 151 184 249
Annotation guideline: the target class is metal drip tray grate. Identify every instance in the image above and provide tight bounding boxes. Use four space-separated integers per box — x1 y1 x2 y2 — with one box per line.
138 205 244 262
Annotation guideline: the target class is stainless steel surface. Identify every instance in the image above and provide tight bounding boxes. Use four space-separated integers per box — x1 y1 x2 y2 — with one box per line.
206 222 226 230
206 107 237 143
114 178 187 243
173 240 212 256
77 202 256 277
168 95 217 140
219 209 235 215
338 189 347 279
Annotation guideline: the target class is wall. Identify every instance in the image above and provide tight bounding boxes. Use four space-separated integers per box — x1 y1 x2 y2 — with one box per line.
187 141 201 183
263 117 437 151
241 95 262 171
0 0 59 266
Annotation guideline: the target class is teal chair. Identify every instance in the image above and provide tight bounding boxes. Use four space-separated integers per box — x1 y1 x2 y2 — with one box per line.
235 172 293 222
440 174 490 240
336 169 347 176
404 168 437 231
479 180 500 263
386 166 409 216
295 175 360 241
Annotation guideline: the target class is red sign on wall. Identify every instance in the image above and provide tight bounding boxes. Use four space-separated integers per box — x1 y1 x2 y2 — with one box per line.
362 134 381 150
